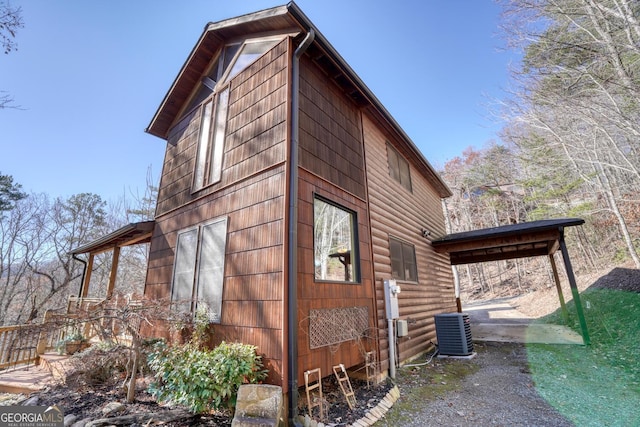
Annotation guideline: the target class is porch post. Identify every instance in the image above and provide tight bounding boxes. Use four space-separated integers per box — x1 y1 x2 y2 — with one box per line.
81 253 95 298
548 253 569 324
558 231 590 345
106 246 120 298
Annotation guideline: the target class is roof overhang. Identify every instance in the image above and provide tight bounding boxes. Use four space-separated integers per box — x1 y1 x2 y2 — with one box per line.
70 221 155 256
145 1 452 198
431 218 585 265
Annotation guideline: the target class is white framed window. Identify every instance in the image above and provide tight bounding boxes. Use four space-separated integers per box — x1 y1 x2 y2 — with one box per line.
193 88 230 190
171 217 228 322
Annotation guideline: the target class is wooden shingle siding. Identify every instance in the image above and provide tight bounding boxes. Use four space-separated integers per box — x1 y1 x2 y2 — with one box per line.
155 39 289 216
362 114 456 367
295 168 376 385
146 162 287 386
298 56 366 199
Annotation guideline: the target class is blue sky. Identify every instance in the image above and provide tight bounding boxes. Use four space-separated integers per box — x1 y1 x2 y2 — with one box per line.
1 1 515 201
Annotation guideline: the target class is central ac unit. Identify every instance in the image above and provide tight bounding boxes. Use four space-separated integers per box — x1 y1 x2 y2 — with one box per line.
434 313 474 356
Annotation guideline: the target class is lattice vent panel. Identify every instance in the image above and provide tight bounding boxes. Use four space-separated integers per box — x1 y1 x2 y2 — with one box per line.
309 306 369 349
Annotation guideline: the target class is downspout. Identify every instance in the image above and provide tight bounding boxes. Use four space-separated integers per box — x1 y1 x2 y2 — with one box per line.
72 254 87 300
288 28 315 425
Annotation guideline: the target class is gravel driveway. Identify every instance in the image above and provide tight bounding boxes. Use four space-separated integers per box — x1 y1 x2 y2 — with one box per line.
382 342 573 426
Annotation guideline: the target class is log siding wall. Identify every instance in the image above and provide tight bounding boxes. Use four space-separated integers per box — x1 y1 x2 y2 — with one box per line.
362 114 456 368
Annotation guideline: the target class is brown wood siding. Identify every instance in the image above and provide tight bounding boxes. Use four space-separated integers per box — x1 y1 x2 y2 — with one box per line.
146 161 287 386
362 114 456 369
295 168 376 386
155 39 289 216
298 56 366 199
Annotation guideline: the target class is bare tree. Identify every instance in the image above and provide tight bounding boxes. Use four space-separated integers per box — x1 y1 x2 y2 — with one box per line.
497 0 640 267
0 1 23 109
0 0 22 54
0 193 112 324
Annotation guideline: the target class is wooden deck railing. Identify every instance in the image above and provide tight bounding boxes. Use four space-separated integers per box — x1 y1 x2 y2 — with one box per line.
0 295 146 370
0 324 40 369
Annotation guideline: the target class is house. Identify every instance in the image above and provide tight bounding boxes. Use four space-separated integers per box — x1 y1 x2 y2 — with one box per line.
76 1 457 420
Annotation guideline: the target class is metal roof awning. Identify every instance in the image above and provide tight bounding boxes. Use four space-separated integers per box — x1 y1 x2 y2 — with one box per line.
70 220 155 255
431 218 585 265
432 218 590 345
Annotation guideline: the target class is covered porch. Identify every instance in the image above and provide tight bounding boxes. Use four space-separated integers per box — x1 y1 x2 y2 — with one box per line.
0 221 156 383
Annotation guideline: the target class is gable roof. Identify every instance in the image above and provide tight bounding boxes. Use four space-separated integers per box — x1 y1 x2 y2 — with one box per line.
145 2 451 198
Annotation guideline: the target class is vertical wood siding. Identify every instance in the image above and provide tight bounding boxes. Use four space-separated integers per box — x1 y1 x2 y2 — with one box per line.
295 169 376 386
146 39 291 386
362 114 456 369
155 39 289 216
146 167 286 385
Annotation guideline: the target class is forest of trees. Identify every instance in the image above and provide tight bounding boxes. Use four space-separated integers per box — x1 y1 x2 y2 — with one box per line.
442 0 640 299
0 171 157 326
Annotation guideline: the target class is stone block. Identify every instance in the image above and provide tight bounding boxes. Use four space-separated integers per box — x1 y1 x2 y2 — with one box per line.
232 384 283 427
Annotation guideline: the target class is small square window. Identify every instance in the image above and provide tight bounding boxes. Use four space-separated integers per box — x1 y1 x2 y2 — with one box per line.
389 236 417 282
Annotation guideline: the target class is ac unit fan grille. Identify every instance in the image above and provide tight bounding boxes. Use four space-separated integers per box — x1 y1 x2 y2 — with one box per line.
434 313 474 356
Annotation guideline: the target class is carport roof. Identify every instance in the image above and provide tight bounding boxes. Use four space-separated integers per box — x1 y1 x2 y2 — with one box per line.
431 218 585 265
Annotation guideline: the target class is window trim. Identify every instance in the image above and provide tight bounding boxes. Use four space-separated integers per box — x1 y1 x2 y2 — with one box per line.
388 235 418 283
312 194 360 284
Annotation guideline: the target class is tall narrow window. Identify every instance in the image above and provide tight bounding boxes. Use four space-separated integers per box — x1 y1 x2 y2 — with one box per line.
172 228 198 314
209 87 229 184
194 100 213 190
386 143 412 192
170 217 228 322
389 236 417 282
314 197 359 282
191 37 281 192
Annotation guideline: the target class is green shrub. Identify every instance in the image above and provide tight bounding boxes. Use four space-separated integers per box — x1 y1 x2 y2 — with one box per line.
147 341 268 413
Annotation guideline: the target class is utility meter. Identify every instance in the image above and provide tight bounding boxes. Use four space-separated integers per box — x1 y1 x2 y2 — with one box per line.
384 279 401 319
